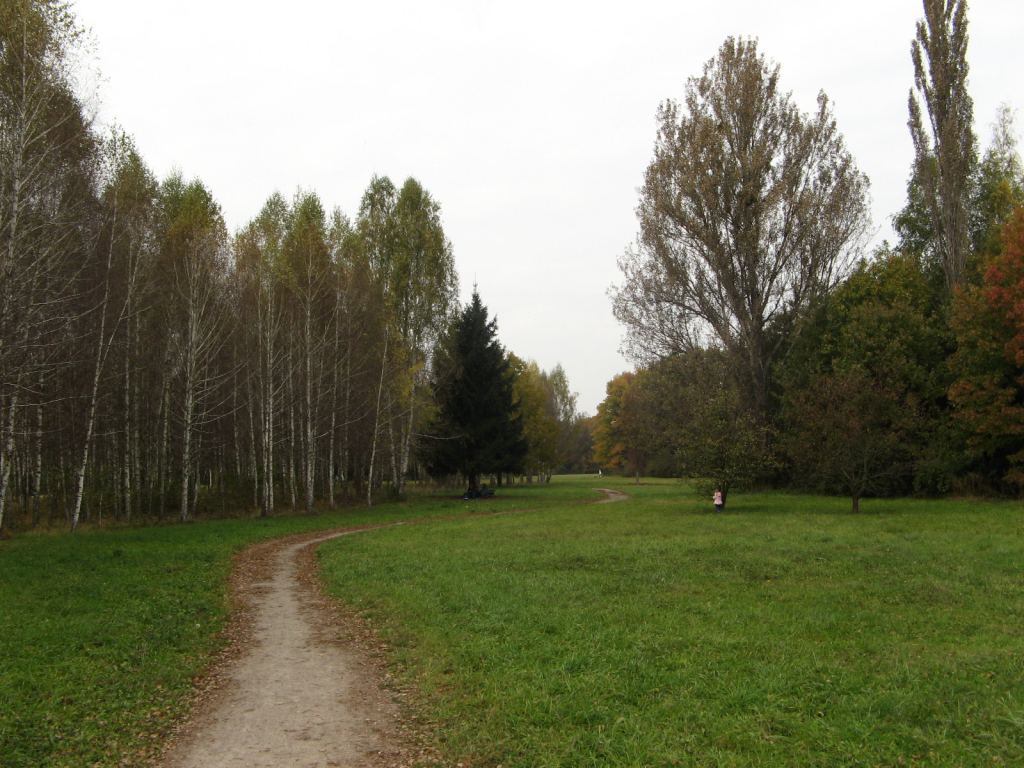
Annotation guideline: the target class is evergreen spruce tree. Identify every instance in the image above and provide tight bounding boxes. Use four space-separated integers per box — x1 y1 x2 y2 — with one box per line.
426 291 527 492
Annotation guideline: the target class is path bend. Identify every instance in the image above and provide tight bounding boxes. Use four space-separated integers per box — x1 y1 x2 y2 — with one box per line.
161 487 628 766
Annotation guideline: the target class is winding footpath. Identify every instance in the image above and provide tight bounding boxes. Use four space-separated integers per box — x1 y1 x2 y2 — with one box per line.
161 488 628 767
161 528 403 768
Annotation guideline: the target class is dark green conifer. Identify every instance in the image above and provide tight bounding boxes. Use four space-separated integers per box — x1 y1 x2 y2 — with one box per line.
426 291 527 492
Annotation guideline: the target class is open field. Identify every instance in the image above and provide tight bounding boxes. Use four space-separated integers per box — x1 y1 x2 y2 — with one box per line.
319 477 1024 767
2 478 1022 767
0 490 555 768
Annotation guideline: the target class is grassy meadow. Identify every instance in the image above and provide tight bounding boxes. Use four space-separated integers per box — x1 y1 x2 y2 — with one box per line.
1 477 1022 767
318 476 1024 767
0 491 543 768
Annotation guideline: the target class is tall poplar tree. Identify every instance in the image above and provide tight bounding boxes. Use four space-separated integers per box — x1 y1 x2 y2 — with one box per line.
908 0 976 292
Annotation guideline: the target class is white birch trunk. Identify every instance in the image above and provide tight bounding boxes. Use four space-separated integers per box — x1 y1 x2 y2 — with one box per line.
304 305 315 515
388 392 399 494
179 373 194 522
397 379 417 496
0 394 18 531
158 374 170 519
367 329 389 507
122 322 133 522
33 391 43 526
246 377 258 511
287 350 296 509
260 294 275 517
71 235 116 531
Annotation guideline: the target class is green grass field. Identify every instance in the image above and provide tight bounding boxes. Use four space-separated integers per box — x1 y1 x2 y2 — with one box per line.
2 478 1022 767
319 477 1024 767
0 492 523 768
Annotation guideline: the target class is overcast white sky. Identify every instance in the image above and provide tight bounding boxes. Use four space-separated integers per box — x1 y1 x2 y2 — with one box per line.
72 0 1022 414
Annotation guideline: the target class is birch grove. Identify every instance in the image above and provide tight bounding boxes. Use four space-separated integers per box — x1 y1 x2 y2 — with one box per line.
0 152 461 529
0 1 593 532
0 0 463 528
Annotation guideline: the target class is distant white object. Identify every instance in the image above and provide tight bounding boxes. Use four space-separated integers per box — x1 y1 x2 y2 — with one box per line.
598 468 603 476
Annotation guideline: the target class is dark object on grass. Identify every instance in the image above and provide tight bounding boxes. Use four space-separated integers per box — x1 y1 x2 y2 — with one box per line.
463 485 496 500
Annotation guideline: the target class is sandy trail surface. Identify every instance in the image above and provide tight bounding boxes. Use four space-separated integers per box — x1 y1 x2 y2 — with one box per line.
595 488 629 503
161 528 403 768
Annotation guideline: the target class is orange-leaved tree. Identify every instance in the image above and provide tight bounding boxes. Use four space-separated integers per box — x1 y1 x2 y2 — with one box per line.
949 206 1024 492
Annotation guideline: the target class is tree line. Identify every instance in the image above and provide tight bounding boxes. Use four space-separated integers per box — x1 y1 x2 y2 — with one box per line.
602 0 1024 510
0 0 589 532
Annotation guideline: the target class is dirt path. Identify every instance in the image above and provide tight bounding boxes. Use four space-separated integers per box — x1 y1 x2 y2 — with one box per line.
595 488 629 503
161 527 407 768
161 490 629 767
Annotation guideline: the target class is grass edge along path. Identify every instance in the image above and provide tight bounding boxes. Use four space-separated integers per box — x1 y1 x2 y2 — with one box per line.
0 484 594 768
318 476 1024 768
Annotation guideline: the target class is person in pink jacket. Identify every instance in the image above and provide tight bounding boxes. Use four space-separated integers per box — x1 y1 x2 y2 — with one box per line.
712 488 724 512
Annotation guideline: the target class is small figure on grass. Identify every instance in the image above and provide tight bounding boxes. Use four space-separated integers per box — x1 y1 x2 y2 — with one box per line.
712 488 724 513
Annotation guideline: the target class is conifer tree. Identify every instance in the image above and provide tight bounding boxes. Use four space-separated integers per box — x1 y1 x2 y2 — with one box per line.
426 291 526 492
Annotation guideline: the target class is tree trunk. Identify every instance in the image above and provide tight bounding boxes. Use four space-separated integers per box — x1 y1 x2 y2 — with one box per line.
131 314 142 520
158 373 170 519
122 327 133 522
232 368 242 485
396 379 417 497
246 377 258 511
367 329 389 507
327 289 341 508
262 314 274 517
327 397 337 509
388 395 399 495
287 363 296 510
0 394 18 532
32 383 43 527
341 325 351 483
179 299 198 522
72 227 119 531
304 306 315 515
179 370 194 522
71 348 105 532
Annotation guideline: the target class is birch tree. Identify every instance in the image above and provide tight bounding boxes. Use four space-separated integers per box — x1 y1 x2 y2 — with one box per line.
282 191 331 514
0 0 96 530
69 135 155 530
156 175 228 522
236 194 288 516
387 178 458 495
356 176 398 505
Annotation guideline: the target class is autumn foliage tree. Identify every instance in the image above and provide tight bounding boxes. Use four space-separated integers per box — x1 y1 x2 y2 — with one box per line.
949 207 1024 492
613 36 869 420
509 356 560 482
593 372 645 481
